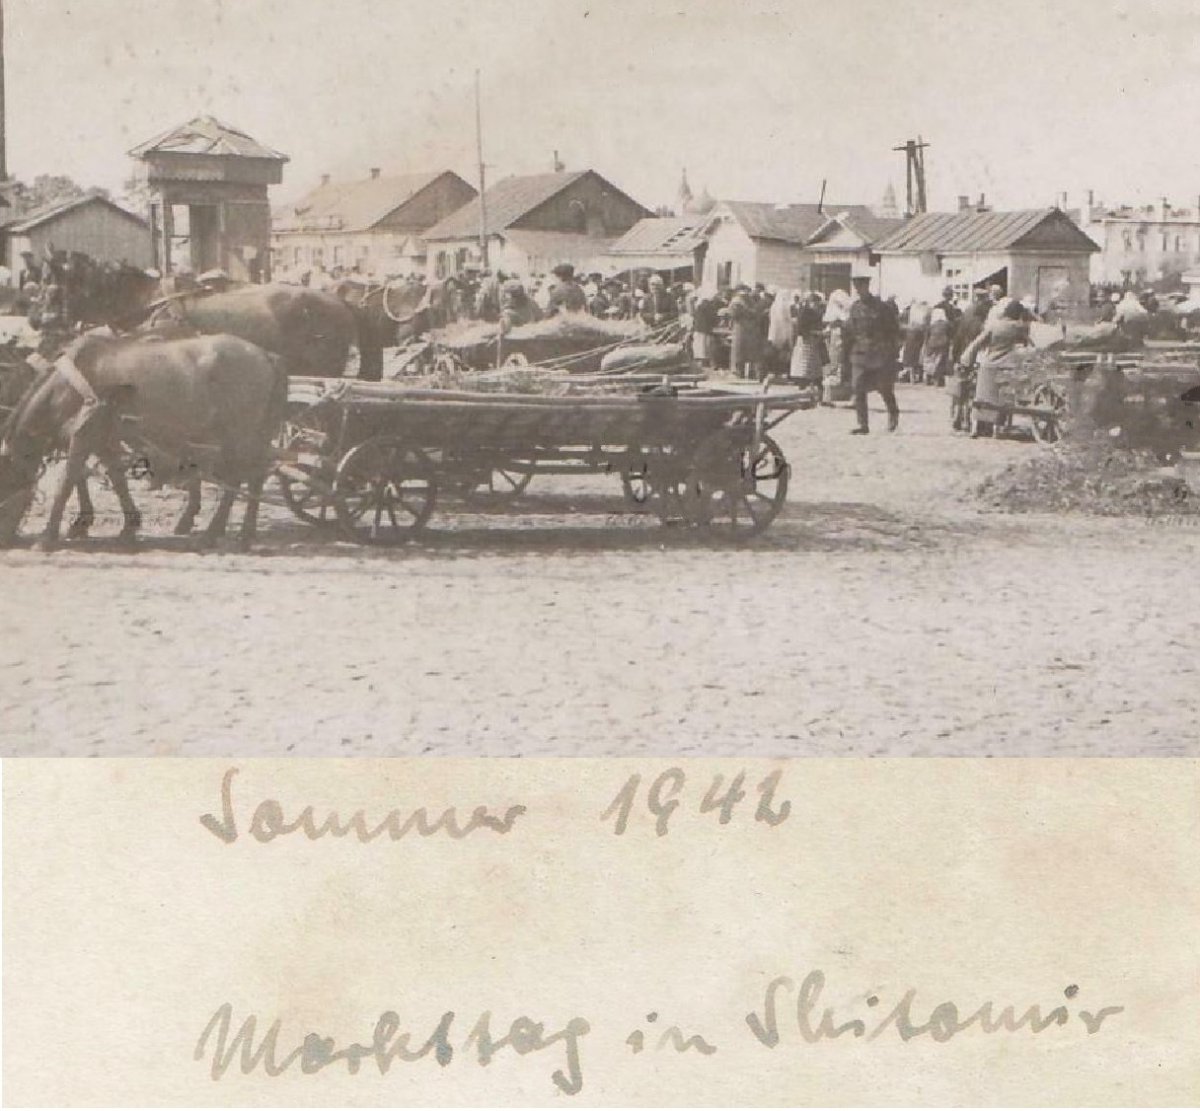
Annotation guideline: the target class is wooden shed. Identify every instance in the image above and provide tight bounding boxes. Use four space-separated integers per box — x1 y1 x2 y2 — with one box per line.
129 115 288 282
5 194 152 271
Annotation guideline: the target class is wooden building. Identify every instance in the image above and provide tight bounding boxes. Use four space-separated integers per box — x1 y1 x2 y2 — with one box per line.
128 116 288 282
271 169 476 278
5 194 152 271
421 170 651 279
873 207 1099 310
700 201 897 291
590 215 716 283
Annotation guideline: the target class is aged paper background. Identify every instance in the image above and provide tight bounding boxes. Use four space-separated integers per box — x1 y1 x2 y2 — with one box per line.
4 757 1197 1106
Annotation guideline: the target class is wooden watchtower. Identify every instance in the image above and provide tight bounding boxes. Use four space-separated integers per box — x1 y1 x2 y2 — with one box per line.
128 116 288 282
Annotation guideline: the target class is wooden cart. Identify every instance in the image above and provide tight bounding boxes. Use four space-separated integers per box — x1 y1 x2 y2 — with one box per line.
274 378 815 543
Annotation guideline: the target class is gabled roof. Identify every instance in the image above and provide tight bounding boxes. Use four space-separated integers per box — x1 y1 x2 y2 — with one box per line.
7 193 149 233
710 205 883 249
607 215 714 255
806 209 908 248
129 115 288 161
873 208 1099 253
274 171 472 234
423 170 647 241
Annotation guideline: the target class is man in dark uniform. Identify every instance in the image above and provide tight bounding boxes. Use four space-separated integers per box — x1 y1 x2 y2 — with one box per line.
842 269 900 434
546 263 587 315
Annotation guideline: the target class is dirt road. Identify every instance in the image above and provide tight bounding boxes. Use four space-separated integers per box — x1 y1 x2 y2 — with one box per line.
2 383 1197 756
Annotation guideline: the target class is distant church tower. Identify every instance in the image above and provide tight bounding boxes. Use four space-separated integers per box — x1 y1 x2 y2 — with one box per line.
677 169 694 215
877 181 900 220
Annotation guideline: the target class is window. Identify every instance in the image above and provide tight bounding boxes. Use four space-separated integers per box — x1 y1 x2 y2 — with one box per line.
567 200 587 233
1176 235 1185 253
293 247 303 265
333 245 345 265
358 243 370 259
436 251 450 279
454 248 469 272
1122 231 1133 252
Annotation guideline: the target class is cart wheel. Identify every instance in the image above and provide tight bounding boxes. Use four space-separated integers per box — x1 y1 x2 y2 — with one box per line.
277 464 336 528
333 437 437 543
1030 383 1066 444
685 431 790 539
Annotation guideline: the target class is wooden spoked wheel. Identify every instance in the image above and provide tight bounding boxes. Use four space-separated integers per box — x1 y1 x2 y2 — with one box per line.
332 437 437 543
684 431 790 539
1030 383 1066 444
278 463 336 528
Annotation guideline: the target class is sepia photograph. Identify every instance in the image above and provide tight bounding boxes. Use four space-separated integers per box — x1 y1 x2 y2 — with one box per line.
0 0 1198 759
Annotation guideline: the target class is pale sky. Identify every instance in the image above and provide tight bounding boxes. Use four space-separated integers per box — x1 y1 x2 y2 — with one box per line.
7 0 1200 214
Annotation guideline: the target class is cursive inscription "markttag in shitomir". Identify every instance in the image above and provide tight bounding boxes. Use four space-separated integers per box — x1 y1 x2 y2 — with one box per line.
195 1002 590 1095
199 767 527 845
747 970 1124 1046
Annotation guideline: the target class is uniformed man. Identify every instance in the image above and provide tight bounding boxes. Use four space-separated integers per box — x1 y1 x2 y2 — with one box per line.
842 265 900 434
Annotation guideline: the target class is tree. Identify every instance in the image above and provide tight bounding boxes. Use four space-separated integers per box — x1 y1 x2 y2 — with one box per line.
6 174 110 216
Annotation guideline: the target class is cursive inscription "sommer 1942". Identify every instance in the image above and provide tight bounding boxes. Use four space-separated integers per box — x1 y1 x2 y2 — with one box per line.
199 766 527 845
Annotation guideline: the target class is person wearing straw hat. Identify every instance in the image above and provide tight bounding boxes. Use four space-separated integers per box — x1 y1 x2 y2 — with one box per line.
842 262 900 434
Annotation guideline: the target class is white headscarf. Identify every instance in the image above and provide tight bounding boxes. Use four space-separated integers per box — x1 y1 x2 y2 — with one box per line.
768 288 795 346
824 289 851 324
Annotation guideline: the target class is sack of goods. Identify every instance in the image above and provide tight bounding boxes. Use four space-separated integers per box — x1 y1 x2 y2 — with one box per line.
599 343 689 374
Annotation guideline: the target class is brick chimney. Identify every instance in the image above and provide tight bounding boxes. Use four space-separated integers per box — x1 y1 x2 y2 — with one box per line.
370 167 381 179
977 192 987 211
1160 196 1170 222
958 194 970 212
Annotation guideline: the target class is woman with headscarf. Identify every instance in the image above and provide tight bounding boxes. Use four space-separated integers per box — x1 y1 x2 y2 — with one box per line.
901 298 931 383
960 299 1031 437
823 289 852 388
790 291 827 385
766 287 795 377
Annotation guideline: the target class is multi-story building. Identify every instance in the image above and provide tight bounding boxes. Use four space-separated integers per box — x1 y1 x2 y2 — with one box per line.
271 169 477 278
1074 193 1200 287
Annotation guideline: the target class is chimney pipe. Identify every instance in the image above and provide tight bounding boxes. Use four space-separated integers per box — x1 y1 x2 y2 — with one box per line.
1059 191 1068 209
978 192 986 210
957 194 969 212
369 167 381 179
1087 189 1095 206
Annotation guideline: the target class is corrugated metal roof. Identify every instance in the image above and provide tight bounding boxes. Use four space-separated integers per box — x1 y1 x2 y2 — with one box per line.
872 208 1095 253
274 171 471 234
129 115 288 161
423 171 591 240
7 194 148 233
607 216 713 255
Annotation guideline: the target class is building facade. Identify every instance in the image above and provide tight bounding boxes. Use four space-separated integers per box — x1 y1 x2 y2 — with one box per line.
1075 197 1200 287
271 169 477 278
700 201 901 292
420 170 651 280
874 207 1098 311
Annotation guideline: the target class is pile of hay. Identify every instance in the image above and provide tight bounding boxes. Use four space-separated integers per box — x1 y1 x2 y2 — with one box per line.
975 441 1199 517
434 314 644 351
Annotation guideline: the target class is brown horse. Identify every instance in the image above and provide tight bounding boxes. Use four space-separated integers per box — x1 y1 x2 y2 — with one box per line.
147 283 355 378
332 277 458 380
0 332 287 550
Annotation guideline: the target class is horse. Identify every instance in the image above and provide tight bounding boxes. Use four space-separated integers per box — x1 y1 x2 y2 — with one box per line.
331 277 458 380
145 283 355 378
0 332 287 551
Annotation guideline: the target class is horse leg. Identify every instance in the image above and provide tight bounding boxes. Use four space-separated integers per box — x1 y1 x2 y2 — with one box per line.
37 440 89 551
236 467 265 552
97 446 141 543
173 474 201 535
66 477 95 538
200 482 237 546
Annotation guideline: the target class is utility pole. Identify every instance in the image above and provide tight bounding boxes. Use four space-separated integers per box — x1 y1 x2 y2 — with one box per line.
892 136 930 217
474 69 488 270
0 0 8 181
817 178 827 215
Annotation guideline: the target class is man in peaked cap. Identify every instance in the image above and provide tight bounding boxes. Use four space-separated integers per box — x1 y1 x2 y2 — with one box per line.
842 264 900 434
